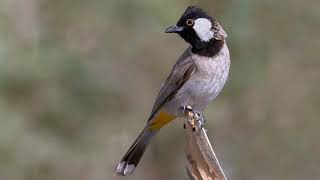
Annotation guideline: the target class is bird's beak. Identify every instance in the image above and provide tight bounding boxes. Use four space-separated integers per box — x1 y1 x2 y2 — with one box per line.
165 25 184 33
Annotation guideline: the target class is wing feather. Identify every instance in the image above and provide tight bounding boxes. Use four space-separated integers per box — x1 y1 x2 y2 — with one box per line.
148 48 196 121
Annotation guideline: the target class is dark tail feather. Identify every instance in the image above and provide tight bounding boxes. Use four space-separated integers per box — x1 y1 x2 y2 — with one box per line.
114 126 157 176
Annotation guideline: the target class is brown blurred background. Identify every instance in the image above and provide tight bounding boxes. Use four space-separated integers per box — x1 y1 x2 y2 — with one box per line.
0 0 320 179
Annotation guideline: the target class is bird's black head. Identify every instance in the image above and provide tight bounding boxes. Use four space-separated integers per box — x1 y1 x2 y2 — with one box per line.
165 6 227 57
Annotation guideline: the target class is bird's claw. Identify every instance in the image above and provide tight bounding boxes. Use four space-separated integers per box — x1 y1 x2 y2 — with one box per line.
181 105 206 131
195 112 205 130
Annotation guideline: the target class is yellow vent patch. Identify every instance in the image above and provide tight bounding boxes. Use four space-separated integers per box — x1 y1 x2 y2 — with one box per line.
150 111 176 130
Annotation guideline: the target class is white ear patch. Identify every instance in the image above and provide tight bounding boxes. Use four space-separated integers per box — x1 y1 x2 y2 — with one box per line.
193 18 214 42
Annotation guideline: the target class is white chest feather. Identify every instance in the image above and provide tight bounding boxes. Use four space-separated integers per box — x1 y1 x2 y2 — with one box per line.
191 44 230 101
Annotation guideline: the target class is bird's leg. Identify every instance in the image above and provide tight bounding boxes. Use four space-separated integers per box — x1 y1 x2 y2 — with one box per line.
181 105 206 131
182 105 193 130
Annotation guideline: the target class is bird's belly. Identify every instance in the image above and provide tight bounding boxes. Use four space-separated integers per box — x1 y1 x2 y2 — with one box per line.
163 70 228 116
183 75 225 108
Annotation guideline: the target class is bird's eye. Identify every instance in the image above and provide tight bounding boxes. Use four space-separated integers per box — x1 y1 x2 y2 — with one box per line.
186 19 194 26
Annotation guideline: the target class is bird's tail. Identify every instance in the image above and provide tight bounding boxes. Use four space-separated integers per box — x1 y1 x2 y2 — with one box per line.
114 125 157 176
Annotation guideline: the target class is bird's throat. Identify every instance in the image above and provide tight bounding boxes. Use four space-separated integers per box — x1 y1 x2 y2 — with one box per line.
191 39 224 57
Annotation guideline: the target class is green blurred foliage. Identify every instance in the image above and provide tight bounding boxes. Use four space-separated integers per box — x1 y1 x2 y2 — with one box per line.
0 0 320 179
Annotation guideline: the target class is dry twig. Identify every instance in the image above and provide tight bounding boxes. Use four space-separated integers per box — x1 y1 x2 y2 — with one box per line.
184 112 227 180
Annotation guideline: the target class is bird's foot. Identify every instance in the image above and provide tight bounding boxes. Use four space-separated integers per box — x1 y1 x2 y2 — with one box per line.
181 105 206 131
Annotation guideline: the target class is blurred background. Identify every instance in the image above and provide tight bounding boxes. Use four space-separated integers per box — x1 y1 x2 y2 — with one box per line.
0 0 319 179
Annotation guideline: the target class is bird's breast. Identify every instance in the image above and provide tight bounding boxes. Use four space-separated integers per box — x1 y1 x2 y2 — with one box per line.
193 58 229 97
181 44 230 110
164 44 230 115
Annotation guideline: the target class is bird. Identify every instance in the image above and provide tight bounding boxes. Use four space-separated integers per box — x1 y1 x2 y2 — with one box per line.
115 5 230 176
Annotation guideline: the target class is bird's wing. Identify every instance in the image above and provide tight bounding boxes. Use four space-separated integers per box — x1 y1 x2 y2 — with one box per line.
148 48 196 121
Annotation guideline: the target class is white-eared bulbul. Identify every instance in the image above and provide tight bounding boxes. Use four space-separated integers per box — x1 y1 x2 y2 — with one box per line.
115 6 230 176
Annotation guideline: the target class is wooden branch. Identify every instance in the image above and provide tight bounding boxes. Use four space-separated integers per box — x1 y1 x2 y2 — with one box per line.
184 112 227 180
